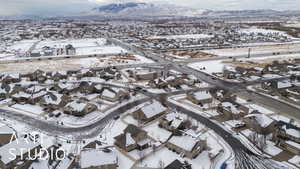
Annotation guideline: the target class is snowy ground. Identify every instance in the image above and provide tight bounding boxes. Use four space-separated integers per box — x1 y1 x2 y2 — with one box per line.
188 53 300 75
35 38 107 49
239 27 290 37
8 40 39 53
0 54 154 73
202 43 300 57
188 59 231 74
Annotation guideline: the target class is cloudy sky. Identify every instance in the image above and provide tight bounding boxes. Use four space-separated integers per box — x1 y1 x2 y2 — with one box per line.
0 0 299 16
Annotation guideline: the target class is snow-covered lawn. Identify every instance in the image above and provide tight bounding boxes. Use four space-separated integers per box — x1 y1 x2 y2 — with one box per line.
289 155 300 167
264 141 283 156
10 104 45 116
144 121 172 143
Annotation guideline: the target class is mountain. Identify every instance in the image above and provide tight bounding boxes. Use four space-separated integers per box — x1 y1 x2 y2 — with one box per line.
82 2 207 18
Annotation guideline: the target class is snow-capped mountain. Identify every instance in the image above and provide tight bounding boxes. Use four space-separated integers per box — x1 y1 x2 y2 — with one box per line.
86 2 206 17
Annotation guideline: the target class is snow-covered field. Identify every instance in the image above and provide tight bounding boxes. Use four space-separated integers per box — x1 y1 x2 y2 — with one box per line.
239 27 289 36
76 46 126 55
188 59 231 74
0 54 154 73
202 43 300 57
35 38 107 49
8 40 39 53
284 23 300 28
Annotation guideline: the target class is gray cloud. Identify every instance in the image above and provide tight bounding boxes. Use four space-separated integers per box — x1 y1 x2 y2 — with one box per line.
0 0 299 16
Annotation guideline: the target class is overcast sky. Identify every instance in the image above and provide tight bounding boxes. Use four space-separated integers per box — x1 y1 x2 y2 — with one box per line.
0 0 299 16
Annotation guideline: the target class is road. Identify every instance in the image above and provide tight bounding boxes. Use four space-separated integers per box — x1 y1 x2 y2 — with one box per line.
167 101 287 169
0 38 298 169
1 97 150 139
113 38 296 169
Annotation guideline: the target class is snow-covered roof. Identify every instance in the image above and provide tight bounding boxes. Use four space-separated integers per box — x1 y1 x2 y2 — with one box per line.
125 133 136 146
277 81 292 89
80 149 117 168
286 141 300 150
43 93 62 105
0 125 14 134
283 125 300 139
192 91 212 100
171 118 183 129
52 70 67 76
26 86 45 93
66 101 86 112
168 135 200 152
245 114 274 128
141 100 167 118
0 139 40 164
3 73 20 79
222 102 243 114
12 91 31 98
56 155 75 169
102 89 116 98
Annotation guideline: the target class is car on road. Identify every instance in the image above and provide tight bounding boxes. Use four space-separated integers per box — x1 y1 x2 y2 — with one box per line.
113 115 120 120
234 123 246 129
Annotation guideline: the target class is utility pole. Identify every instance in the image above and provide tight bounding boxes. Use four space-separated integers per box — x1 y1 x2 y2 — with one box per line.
248 48 251 58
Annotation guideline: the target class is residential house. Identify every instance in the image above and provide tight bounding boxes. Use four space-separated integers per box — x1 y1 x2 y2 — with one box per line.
40 92 71 112
100 88 130 102
217 101 249 120
80 148 118 169
130 68 162 81
65 44 76 55
186 90 213 105
114 124 149 152
11 90 47 104
0 139 41 169
0 125 15 146
273 121 300 144
243 113 277 135
164 160 192 169
159 113 187 135
63 100 97 116
51 71 68 81
166 134 206 159
1 73 21 83
27 69 47 83
51 83 79 94
55 154 77 169
132 100 167 123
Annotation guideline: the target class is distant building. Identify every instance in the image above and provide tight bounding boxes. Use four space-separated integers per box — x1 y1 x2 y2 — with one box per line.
65 44 76 55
